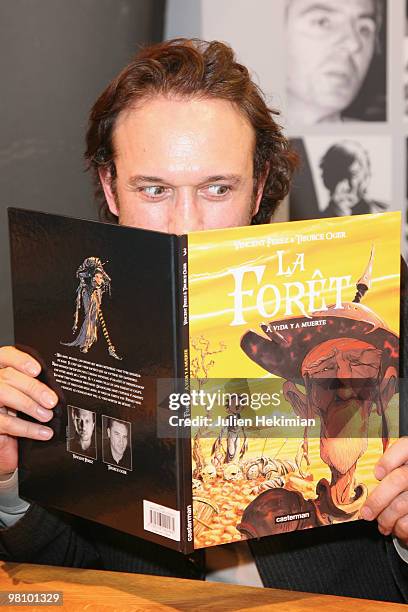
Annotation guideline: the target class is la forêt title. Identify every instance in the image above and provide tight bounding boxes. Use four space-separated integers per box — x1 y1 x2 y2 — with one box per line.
228 250 352 326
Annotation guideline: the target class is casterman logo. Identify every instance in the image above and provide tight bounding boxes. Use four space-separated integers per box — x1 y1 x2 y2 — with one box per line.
275 512 310 523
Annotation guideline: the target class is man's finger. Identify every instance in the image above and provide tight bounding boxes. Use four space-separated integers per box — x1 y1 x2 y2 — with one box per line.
373 437 408 481
0 413 53 440
376 490 408 534
0 346 41 377
0 383 54 423
392 515 408 542
0 367 57 409
361 465 408 520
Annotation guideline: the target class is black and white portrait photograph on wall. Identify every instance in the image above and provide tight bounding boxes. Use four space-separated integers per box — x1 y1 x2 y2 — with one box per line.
406 139 408 249
102 416 132 471
289 136 392 220
285 0 387 124
67 406 97 459
404 0 408 119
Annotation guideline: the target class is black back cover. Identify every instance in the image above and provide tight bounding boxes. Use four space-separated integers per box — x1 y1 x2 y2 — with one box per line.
8 208 189 551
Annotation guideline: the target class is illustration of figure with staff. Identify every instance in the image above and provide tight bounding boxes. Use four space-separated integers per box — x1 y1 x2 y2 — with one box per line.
62 257 121 360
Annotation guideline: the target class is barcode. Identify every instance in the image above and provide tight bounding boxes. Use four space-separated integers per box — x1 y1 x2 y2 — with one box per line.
150 509 175 532
143 500 180 541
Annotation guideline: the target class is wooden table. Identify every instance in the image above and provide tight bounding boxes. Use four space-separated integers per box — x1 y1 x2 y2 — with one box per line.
0 561 405 611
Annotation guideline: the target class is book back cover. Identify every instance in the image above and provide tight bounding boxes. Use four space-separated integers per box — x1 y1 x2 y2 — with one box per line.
9 208 190 551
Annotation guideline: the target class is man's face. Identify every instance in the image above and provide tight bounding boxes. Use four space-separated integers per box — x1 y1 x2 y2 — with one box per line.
99 96 262 233
331 157 370 211
246 463 261 480
72 408 95 442
226 394 245 415
286 0 377 119
93 272 104 287
301 337 381 418
301 337 381 477
108 420 128 459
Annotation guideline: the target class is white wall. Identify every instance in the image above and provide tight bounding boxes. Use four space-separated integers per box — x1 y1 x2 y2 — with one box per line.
165 0 407 248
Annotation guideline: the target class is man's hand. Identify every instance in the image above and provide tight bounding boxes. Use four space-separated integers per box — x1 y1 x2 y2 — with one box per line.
360 437 408 543
0 346 57 477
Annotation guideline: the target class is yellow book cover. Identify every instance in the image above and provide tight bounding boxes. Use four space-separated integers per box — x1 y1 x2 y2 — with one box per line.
187 212 400 549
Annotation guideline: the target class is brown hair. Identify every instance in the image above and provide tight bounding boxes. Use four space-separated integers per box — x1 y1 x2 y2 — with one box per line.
85 38 298 225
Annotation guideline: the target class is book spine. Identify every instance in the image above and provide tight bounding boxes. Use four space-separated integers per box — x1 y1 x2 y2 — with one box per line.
172 234 194 554
400 256 408 436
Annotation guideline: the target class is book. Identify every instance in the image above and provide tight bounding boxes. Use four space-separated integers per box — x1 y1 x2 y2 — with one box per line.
8 208 401 553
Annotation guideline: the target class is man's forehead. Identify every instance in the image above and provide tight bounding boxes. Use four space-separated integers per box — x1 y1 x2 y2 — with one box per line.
112 95 255 178
74 408 91 417
287 0 376 20
304 337 376 361
115 94 249 121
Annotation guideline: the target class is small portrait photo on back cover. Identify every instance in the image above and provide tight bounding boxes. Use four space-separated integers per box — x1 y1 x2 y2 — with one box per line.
289 136 391 221
67 406 97 459
285 0 387 124
102 416 132 471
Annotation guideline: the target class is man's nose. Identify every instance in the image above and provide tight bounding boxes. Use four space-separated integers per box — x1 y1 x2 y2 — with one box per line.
338 21 364 55
168 188 203 234
337 358 352 379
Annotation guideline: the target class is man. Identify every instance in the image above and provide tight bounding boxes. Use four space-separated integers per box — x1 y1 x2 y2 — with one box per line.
286 0 383 124
241 256 398 528
320 140 387 217
0 38 407 601
68 407 96 459
212 381 250 465
104 418 131 470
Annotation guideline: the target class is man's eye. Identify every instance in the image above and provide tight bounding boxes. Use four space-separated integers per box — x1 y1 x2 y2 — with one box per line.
314 365 334 374
140 186 168 197
206 185 230 197
310 16 332 29
350 361 376 368
359 21 376 38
